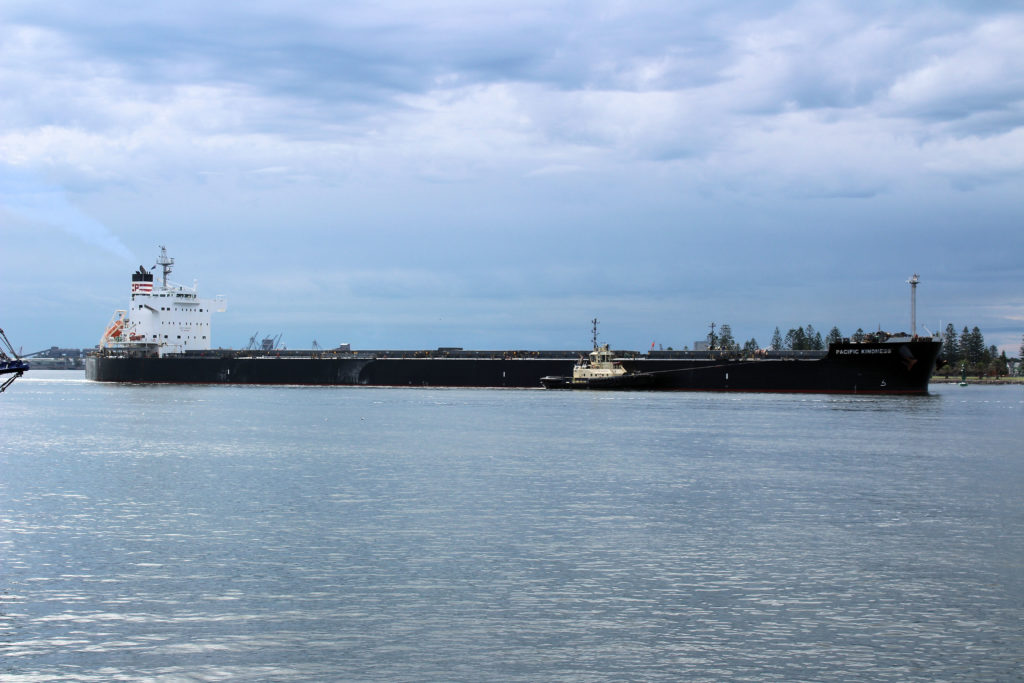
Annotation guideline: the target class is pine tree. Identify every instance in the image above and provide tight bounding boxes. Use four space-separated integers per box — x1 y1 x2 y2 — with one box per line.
785 327 807 350
943 323 958 359
826 326 842 347
770 327 783 351
959 326 972 364
718 324 736 351
969 327 985 364
853 328 865 343
807 327 824 351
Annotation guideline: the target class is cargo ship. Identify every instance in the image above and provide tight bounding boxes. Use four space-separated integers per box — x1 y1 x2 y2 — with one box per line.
86 249 943 394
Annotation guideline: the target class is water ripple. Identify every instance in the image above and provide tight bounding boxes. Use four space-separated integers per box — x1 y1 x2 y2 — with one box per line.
1 381 1021 681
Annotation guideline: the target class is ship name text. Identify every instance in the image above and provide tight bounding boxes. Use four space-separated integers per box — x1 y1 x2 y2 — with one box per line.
834 348 892 355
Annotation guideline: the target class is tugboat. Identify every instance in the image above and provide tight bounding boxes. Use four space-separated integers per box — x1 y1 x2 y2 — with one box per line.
540 320 655 390
1 328 30 393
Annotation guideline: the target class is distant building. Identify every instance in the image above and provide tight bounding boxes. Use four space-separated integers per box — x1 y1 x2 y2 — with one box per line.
24 347 87 369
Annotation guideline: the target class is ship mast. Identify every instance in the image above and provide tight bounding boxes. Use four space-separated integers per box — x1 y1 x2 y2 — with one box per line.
907 273 920 337
591 318 599 350
156 246 174 288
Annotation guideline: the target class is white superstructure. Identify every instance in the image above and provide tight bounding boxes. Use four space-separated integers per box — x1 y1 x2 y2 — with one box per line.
571 344 628 384
99 246 226 356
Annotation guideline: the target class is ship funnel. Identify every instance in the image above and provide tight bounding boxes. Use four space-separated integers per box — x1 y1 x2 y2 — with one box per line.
131 265 154 294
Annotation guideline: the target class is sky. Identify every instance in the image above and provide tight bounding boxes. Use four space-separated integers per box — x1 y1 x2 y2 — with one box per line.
2 0 1023 355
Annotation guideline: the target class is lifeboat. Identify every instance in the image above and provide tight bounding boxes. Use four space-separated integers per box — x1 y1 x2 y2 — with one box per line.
104 319 124 340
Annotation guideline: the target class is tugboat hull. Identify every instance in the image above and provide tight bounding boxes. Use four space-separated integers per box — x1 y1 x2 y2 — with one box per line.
540 372 656 390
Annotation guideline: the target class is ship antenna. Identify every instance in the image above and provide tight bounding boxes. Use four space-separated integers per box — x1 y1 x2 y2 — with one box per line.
591 318 599 350
155 246 174 288
907 273 920 337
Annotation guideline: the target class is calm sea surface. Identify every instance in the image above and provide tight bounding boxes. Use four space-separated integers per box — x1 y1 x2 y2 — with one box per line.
1 372 1022 682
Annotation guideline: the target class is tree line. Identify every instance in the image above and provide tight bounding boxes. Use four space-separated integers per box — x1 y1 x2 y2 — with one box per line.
709 323 874 353
938 323 1010 377
704 323 1016 377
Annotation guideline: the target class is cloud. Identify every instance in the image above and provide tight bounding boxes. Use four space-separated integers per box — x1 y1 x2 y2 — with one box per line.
919 127 1024 188
0 165 134 260
1 1 1021 351
885 17 1024 126
4 1 1022 189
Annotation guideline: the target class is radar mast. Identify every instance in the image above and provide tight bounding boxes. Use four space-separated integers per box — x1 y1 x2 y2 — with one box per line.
155 246 174 288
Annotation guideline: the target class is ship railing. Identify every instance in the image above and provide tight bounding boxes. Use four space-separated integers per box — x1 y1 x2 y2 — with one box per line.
168 348 595 360
159 347 838 361
89 342 161 358
646 349 827 360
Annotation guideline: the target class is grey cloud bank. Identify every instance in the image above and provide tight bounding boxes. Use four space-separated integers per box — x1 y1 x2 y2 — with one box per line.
1 1 1022 353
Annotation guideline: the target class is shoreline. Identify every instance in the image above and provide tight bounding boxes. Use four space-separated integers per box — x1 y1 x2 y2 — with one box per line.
935 377 1024 385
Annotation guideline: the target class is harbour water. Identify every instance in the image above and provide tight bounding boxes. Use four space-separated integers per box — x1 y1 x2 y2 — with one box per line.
2 372 1022 681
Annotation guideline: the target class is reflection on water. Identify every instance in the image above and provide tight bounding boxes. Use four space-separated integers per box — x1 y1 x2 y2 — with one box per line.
2 375 1022 681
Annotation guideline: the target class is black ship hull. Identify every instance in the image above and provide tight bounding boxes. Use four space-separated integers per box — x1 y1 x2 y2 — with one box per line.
86 338 942 394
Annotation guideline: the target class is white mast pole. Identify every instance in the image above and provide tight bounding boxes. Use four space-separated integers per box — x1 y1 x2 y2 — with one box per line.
907 273 920 337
